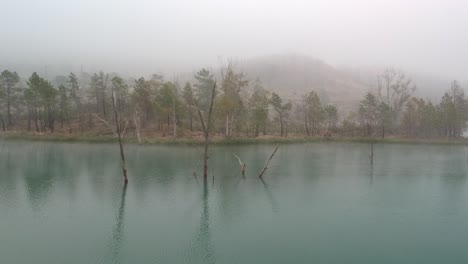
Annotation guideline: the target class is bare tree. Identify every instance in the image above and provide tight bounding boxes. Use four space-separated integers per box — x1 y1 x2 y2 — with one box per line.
94 77 129 183
377 69 416 126
197 82 217 178
111 82 129 183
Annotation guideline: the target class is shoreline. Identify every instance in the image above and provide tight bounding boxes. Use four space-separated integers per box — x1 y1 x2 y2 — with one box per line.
1 132 468 146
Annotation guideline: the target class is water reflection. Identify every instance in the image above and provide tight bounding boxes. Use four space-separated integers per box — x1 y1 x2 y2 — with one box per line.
23 146 57 211
260 177 279 213
0 149 20 204
106 183 128 264
188 177 215 263
4 141 468 263
367 167 374 186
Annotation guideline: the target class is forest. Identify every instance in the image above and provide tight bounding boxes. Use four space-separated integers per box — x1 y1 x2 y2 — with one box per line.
0 65 466 141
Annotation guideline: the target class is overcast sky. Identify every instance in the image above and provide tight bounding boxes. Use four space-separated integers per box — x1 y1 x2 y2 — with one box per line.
1 0 467 79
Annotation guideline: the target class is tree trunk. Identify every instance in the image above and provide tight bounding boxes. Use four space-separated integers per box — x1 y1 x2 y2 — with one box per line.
173 96 177 137
304 111 310 136
96 94 100 114
111 91 128 183
7 87 12 127
0 115 5 132
189 106 193 132
258 145 279 177
285 120 288 137
60 111 63 128
203 139 209 177
229 115 234 137
279 114 284 137
255 121 259 138
134 116 141 145
198 82 217 178
118 131 128 183
27 107 31 132
102 93 107 118
225 114 229 137
311 120 315 136
381 121 385 139
34 108 39 132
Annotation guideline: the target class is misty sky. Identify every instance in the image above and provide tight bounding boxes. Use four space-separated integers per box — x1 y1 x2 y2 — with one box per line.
1 0 467 79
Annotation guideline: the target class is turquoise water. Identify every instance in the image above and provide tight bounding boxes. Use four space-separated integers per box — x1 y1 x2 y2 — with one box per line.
1 140 468 263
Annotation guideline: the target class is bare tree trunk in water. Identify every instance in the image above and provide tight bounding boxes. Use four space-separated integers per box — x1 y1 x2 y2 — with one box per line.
111 90 128 183
234 154 246 176
258 145 279 178
197 82 217 178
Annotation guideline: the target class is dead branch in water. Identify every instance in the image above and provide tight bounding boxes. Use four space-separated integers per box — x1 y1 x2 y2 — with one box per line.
111 89 128 183
234 154 246 175
258 145 279 178
197 82 217 178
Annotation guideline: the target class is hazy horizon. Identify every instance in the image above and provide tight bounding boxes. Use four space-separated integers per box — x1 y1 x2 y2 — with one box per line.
1 0 467 81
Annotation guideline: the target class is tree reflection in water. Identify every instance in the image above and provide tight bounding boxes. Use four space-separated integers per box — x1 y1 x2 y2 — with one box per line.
187 177 215 264
106 183 128 264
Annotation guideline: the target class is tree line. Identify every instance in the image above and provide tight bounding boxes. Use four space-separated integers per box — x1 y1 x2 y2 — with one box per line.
0 66 466 139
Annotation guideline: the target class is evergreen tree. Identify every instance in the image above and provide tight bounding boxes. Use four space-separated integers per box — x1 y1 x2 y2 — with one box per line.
0 70 21 127
271 93 292 137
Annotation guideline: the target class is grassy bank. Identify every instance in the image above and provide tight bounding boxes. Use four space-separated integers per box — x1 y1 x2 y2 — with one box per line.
2 131 468 146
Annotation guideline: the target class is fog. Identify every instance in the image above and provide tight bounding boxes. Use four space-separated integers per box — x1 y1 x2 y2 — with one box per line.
1 0 467 80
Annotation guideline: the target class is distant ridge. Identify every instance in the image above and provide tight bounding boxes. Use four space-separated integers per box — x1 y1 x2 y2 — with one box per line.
239 54 371 107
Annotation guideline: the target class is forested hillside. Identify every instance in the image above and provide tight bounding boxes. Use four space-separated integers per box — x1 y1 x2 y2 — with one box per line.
0 59 466 141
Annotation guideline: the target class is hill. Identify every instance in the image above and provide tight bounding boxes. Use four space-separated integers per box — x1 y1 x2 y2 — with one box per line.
238 54 371 108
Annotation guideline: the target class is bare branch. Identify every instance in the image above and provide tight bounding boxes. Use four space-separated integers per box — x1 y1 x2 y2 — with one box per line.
197 107 206 135
92 113 117 136
258 145 279 178
234 154 246 176
121 120 130 138
234 154 243 167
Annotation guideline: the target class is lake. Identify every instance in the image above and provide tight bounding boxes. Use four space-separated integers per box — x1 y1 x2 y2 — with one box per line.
1 140 468 263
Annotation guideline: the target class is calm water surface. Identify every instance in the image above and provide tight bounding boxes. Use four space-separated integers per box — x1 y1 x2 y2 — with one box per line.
1 140 468 264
